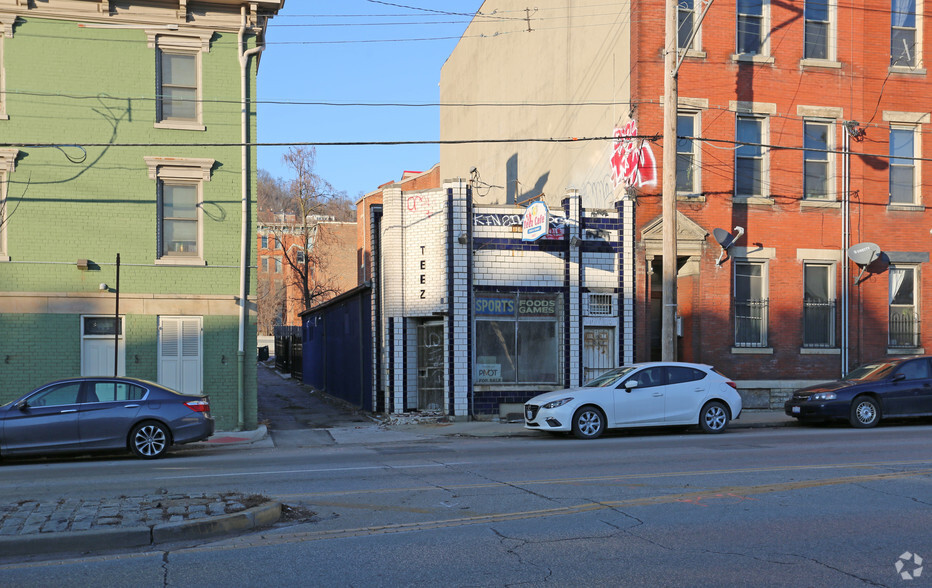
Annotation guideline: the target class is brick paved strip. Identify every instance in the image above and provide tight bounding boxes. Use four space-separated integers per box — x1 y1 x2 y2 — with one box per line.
0 502 281 557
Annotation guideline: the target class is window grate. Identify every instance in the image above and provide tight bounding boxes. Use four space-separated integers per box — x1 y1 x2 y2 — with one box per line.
587 294 614 316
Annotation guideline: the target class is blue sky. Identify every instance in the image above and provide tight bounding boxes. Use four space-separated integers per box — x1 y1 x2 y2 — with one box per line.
257 1 484 200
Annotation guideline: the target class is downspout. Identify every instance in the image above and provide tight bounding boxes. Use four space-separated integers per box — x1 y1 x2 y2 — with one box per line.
841 125 850 377
238 6 264 430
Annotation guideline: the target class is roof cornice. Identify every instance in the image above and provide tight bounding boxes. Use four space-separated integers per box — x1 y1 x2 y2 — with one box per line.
0 1 283 34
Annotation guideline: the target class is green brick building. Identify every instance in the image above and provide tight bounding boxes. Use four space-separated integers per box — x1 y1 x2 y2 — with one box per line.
0 0 283 430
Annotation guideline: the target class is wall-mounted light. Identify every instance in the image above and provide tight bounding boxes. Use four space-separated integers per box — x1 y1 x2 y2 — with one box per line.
570 236 581 247
99 283 109 291
458 233 468 245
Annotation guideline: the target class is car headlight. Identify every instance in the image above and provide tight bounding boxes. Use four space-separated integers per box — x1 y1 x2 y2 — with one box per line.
811 392 837 401
543 397 573 409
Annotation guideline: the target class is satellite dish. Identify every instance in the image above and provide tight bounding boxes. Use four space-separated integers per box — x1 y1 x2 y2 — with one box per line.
847 242 880 266
847 242 881 285
714 226 745 266
713 228 736 250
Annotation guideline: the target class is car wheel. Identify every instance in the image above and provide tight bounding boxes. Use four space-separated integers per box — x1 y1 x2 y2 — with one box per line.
849 396 880 428
699 401 730 434
572 406 605 440
130 421 170 459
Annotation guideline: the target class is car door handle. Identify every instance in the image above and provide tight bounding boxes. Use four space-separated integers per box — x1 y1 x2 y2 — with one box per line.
652 392 663 397
60 409 77 413
124 404 140 408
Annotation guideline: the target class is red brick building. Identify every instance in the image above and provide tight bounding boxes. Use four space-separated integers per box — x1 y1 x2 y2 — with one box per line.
438 0 931 408
628 0 931 404
356 165 442 284
257 217 356 331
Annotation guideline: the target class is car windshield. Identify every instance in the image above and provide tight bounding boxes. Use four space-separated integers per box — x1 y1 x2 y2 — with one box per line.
584 366 638 388
844 362 898 381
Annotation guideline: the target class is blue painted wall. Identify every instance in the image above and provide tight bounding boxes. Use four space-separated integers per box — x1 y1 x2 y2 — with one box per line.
302 287 372 411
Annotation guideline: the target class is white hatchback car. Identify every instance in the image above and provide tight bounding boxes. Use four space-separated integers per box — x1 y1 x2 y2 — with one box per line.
524 362 742 439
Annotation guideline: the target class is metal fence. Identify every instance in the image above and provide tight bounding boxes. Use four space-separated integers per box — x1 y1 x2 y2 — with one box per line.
273 326 303 378
889 310 920 348
803 299 835 348
734 298 769 348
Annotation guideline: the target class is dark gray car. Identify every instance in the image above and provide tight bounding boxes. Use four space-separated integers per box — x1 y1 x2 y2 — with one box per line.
0 377 214 460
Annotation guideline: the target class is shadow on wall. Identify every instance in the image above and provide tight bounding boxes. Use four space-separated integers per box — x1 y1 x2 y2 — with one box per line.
506 153 550 205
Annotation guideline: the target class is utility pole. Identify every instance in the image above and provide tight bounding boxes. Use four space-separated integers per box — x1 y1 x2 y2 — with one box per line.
661 0 678 361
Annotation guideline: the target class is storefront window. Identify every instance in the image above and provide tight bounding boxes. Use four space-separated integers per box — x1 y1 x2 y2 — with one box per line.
475 293 560 384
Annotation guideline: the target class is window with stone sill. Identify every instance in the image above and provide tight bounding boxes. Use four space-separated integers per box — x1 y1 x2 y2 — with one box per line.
737 0 769 56
803 120 833 200
148 30 212 131
891 0 919 67
735 115 767 198
144 156 213 265
678 0 699 51
805 0 832 60
889 126 919 205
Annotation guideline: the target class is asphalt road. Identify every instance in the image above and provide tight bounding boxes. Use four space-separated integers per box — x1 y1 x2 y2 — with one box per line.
2 421 931 586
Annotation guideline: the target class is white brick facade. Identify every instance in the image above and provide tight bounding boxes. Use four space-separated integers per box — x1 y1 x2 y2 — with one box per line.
375 181 633 417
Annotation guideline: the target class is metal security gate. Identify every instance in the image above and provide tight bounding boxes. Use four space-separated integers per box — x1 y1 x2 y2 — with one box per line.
583 327 615 383
417 322 444 411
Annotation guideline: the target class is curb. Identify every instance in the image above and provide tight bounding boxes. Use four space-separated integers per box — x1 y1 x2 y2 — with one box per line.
0 501 281 557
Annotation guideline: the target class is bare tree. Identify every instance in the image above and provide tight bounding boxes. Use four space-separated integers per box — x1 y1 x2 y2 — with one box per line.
267 147 350 316
256 278 287 336
257 168 291 220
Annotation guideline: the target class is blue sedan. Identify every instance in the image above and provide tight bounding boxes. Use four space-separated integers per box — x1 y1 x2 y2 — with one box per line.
785 356 932 428
0 377 214 460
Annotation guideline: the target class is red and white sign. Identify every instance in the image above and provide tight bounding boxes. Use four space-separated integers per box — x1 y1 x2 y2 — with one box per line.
611 120 657 188
522 201 549 242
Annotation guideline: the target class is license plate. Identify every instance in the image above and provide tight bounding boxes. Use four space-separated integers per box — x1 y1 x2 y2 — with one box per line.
792 406 800 414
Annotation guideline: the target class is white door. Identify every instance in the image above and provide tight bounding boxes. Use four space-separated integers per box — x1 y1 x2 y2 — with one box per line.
583 327 615 383
158 316 202 395
81 316 125 376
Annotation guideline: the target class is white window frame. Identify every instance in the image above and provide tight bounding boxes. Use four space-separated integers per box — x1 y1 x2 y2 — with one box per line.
888 125 920 205
734 259 769 348
803 119 835 200
676 111 701 196
889 265 920 348
891 0 923 70
677 0 702 52
735 0 771 58
735 114 769 199
144 156 214 266
802 262 836 348
803 0 836 63
147 30 212 131
0 148 17 261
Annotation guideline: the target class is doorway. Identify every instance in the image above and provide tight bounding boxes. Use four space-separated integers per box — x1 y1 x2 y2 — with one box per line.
583 327 615 383
416 321 445 411
81 316 125 376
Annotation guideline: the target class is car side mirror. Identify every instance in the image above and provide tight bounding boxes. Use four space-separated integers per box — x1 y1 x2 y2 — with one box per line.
624 380 639 392
893 373 906 382
14 400 28 411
